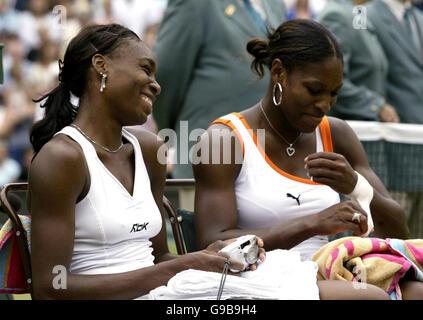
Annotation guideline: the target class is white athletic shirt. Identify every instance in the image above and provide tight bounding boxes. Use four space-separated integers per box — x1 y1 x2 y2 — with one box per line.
212 113 340 261
55 126 162 275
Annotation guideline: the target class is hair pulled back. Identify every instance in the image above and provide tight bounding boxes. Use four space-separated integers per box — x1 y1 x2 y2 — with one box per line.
247 19 343 78
30 24 140 154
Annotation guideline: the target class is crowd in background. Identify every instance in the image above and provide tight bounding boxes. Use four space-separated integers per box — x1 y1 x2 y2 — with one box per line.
0 0 167 184
0 0 422 189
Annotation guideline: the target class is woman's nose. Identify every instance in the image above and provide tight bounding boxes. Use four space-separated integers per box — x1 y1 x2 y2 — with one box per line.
315 95 332 113
151 80 161 96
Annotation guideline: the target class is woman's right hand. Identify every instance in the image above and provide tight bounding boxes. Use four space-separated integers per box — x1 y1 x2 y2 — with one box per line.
181 240 244 274
311 200 369 237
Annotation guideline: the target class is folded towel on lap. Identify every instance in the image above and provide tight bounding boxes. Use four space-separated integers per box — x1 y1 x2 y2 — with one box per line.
147 249 320 300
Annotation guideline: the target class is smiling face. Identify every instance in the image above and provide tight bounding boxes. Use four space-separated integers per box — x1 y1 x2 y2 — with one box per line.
101 39 161 126
279 57 343 132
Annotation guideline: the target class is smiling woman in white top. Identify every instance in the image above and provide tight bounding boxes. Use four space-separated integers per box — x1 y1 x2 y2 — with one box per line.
27 23 259 300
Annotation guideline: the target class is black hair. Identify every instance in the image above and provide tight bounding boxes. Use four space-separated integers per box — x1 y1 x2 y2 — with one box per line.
30 23 140 154
246 19 343 78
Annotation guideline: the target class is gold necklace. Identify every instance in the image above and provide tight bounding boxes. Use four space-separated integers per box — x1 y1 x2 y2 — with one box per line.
259 101 302 157
70 124 124 153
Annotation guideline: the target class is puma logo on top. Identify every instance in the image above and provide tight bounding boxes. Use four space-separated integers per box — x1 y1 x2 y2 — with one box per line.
286 193 301 206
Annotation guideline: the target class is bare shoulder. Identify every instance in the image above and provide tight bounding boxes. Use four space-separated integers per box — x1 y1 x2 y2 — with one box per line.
125 126 163 153
326 116 360 151
326 116 351 133
326 116 370 168
29 134 86 191
193 123 243 184
28 134 88 212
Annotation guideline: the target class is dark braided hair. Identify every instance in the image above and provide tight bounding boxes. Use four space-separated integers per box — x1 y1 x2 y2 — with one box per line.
246 19 343 79
30 24 140 154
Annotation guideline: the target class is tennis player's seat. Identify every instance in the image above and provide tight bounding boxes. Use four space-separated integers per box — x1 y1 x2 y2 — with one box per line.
163 179 197 254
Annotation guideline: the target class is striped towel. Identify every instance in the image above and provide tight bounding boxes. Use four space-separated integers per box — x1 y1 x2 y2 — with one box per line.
0 215 31 294
312 236 423 300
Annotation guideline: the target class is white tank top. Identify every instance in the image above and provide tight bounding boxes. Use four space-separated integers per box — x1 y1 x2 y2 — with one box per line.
212 113 340 261
55 126 162 275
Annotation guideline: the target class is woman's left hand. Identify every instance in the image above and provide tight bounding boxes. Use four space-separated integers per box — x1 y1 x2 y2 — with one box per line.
249 236 266 271
304 152 357 195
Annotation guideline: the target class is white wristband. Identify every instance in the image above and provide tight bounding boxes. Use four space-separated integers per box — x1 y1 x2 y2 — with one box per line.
346 171 374 237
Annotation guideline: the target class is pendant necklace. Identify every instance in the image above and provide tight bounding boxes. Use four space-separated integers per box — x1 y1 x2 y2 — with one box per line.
70 124 124 153
259 101 302 157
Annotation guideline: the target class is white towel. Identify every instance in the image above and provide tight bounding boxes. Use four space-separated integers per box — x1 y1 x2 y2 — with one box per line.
146 249 319 300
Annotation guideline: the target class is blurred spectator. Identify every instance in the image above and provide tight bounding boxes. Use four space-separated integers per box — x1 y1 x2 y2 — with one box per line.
0 139 21 186
26 39 59 99
0 0 21 35
0 31 35 177
284 0 327 18
19 0 59 59
366 0 423 124
93 0 120 25
110 0 165 40
286 0 318 19
1 32 31 92
317 0 400 122
413 0 423 10
0 33 33 132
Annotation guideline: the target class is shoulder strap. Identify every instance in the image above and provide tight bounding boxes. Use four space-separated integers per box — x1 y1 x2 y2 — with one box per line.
210 113 250 156
317 116 334 152
54 126 98 159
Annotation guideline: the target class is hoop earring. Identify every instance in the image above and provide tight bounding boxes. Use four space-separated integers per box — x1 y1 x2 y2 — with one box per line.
273 82 282 106
100 73 107 92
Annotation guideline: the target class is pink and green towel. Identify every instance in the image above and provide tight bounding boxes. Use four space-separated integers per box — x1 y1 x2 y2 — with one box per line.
0 215 31 294
312 236 423 300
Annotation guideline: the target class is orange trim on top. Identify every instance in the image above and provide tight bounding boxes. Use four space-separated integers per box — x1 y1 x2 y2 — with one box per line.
210 117 245 156
318 116 333 152
231 112 323 186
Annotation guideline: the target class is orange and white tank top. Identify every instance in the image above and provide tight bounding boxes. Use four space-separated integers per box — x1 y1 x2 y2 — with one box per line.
212 113 340 261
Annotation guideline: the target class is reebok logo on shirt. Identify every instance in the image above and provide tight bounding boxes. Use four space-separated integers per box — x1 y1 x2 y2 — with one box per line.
130 222 149 233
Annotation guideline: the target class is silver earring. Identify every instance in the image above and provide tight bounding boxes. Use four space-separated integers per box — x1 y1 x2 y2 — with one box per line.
273 82 282 106
100 73 107 92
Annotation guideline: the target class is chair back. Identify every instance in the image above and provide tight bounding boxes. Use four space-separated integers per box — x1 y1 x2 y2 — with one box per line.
0 182 32 295
164 179 196 255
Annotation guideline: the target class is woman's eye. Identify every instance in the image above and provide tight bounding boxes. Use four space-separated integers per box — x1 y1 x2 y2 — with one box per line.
307 87 321 95
331 91 339 97
142 66 152 75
